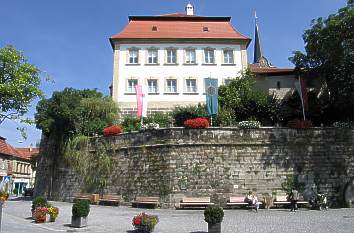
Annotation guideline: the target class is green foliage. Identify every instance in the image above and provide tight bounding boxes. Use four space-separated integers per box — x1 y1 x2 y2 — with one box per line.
0 45 43 136
120 115 141 132
171 104 208 127
72 200 90 217
281 175 305 195
64 136 115 194
204 205 224 224
213 108 237 127
31 196 48 211
35 88 118 138
218 70 280 126
290 1 354 121
144 112 172 128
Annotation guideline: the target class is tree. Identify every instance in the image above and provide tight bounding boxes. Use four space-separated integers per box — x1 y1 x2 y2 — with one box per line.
218 70 280 125
0 45 43 129
290 0 354 121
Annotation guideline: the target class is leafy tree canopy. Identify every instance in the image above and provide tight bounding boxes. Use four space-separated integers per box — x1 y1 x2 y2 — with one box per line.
35 88 119 139
290 0 354 120
0 45 43 127
218 70 280 125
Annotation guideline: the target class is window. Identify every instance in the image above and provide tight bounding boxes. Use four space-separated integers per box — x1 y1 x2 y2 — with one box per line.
166 49 177 64
127 79 138 93
147 49 158 64
128 49 139 64
223 50 234 64
224 79 232 85
166 79 177 93
185 79 197 93
204 49 215 64
185 49 196 64
148 79 158 93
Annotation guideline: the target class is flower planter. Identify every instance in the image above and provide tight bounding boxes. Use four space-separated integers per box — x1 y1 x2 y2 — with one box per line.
71 216 88 228
208 222 221 233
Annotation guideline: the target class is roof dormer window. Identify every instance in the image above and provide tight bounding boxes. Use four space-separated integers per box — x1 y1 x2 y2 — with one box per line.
203 26 209 32
152 26 158 31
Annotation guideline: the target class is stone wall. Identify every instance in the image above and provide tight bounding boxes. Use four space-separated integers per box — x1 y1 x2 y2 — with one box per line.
35 128 354 207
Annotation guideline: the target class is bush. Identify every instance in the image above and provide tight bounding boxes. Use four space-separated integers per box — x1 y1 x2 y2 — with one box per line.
103 125 123 136
287 119 313 129
238 120 261 129
332 121 354 128
184 118 209 128
204 205 224 225
144 112 171 128
172 104 208 127
121 115 141 132
72 200 90 218
32 196 48 212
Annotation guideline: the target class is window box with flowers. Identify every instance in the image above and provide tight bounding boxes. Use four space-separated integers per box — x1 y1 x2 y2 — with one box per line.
132 212 159 233
103 125 123 136
238 121 261 129
184 118 209 129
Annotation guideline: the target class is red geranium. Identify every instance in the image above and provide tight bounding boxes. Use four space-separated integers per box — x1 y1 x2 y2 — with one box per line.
287 119 313 129
184 118 209 129
103 125 123 136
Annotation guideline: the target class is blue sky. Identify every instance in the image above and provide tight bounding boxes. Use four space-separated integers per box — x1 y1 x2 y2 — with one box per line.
0 0 347 147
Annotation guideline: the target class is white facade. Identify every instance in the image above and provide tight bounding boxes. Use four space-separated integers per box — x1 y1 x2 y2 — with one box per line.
112 42 247 113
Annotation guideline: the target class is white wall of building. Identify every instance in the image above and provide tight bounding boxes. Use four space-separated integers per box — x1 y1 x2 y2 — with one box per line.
112 42 246 111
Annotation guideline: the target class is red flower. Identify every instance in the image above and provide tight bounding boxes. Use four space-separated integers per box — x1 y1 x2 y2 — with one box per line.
184 118 209 129
103 125 123 136
287 119 313 129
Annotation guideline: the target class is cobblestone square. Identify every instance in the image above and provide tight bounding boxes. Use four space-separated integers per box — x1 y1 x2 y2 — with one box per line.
1 198 354 233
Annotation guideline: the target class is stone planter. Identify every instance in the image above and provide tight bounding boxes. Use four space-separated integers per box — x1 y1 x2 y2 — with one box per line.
71 216 88 228
208 222 221 233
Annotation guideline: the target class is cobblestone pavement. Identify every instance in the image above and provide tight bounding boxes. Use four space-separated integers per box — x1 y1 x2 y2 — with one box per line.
2 198 354 233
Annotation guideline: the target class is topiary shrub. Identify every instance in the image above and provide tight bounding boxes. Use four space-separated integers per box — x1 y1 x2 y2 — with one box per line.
72 200 90 218
32 196 49 212
204 205 224 225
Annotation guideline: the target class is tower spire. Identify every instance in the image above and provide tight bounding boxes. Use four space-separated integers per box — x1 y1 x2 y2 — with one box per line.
253 11 263 64
253 12 270 67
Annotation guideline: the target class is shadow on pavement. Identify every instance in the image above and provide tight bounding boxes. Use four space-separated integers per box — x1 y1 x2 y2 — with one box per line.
190 231 207 233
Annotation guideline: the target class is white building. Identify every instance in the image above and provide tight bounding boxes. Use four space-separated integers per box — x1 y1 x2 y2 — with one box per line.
110 4 250 114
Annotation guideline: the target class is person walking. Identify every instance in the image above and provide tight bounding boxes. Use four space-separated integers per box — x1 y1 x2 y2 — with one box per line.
289 189 299 212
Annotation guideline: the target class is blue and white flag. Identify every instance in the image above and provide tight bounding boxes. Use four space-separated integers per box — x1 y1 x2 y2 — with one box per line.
205 78 218 116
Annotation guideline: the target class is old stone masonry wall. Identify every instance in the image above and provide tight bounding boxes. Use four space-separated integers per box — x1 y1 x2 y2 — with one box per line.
35 128 354 207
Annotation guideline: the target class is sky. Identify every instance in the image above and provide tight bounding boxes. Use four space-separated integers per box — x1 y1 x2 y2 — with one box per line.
0 0 347 147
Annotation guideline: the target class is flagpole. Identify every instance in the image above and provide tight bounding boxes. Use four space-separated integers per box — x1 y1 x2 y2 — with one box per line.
299 76 306 121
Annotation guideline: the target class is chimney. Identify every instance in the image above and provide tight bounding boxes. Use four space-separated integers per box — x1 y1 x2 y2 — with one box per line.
185 3 194 16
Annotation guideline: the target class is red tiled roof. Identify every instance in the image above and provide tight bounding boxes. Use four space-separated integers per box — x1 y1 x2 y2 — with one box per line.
0 136 38 160
111 14 250 42
0 136 22 157
249 63 295 74
16 148 39 158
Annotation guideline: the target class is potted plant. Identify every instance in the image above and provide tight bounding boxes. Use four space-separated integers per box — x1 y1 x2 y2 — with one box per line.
132 212 159 233
48 207 59 222
31 196 49 219
34 207 48 223
204 205 224 233
0 191 9 204
71 200 90 228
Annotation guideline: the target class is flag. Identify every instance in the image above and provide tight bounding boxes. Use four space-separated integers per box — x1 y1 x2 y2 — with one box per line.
142 85 148 117
135 84 147 118
205 78 218 116
294 76 309 119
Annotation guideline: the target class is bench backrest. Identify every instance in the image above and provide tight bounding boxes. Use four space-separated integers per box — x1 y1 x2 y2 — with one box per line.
73 193 91 198
182 197 211 203
229 196 246 203
276 195 288 202
135 196 159 202
102 194 122 200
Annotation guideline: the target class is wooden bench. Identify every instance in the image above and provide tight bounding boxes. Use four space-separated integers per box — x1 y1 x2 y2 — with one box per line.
73 193 92 202
131 196 160 208
179 197 214 209
99 194 122 206
273 195 290 206
227 196 248 208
